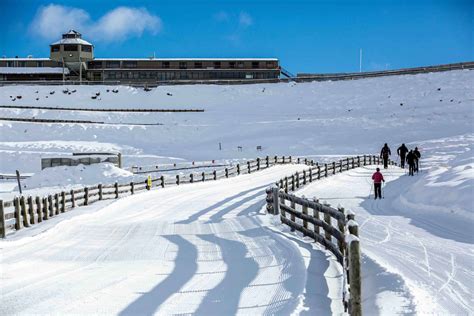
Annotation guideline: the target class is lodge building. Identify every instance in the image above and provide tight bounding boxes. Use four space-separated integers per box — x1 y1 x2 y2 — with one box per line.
0 30 281 83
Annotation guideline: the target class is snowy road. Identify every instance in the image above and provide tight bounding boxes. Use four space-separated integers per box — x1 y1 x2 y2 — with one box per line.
0 165 344 315
298 162 473 315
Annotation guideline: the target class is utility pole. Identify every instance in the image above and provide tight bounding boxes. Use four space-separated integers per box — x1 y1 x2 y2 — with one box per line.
359 48 363 73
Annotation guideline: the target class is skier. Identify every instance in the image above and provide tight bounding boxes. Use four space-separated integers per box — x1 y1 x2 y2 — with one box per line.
380 143 391 169
372 167 385 199
406 150 416 176
414 147 421 173
397 143 409 168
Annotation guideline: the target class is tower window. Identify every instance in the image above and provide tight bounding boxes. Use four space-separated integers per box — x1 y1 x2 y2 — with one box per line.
51 45 60 52
82 45 92 53
63 45 78 51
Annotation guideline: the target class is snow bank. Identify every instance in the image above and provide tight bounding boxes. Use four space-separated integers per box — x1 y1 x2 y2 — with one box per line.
22 163 136 190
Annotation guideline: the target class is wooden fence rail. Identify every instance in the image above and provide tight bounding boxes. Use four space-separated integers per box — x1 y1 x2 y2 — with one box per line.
0 155 298 238
265 154 396 316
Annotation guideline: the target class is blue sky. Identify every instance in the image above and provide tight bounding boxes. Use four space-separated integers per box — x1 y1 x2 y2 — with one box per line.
0 0 472 73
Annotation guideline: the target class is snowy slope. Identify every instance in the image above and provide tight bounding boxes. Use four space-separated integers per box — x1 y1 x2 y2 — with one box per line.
0 70 473 315
0 70 472 173
297 134 473 315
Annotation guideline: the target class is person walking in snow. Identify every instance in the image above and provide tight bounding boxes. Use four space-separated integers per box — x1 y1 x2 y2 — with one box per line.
380 143 391 169
397 143 409 168
414 147 421 173
372 167 385 199
406 150 417 176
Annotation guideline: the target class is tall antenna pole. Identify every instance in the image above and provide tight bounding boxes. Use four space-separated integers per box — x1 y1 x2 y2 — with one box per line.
359 48 363 73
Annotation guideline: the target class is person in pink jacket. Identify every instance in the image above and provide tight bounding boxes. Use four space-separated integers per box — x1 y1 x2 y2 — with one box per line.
372 167 385 199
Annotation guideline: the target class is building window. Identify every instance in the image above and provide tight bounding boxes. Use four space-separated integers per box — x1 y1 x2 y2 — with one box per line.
252 61 259 69
107 72 116 79
63 45 78 51
237 62 244 68
123 61 137 68
179 62 187 69
37 61 44 67
162 61 170 69
18 61 26 67
194 62 202 69
51 45 60 52
266 61 274 69
214 61 221 69
82 45 92 53
229 62 236 69
106 61 120 68
88 61 103 69
6 61 13 67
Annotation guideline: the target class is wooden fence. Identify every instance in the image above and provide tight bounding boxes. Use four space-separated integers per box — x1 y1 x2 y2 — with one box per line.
0 155 296 238
265 154 396 316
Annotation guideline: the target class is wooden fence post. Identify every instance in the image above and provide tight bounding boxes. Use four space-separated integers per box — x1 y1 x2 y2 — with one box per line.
332 161 336 174
257 158 261 170
20 196 29 227
176 174 180 185
98 184 103 200
27 196 35 225
309 168 313 182
247 161 251 173
302 197 308 231
291 174 295 191
303 170 307 185
35 196 42 223
190 173 194 183
337 207 346 254
42 197 49 220
297 157 300 164
363 155 366 165
161 175 165 188
237 164 240 175
213 170 217 180
274 155 278 164
114 182 119 198
289 156 292 163
225 168 228 178
201 172 205 182
54 193 59 215
84 188 89 205
272 188 280 215
313 197 320 236
70 190 75 208
14 197 21 230
48 195 54 217
61 192 66 213
266 156 269 168
325 164 328 177
339 160 343 172
349 238 362 316
290 198 296 231
318 165 321 180
130 182 134 194
0 200 5 238
285 177 289 193
357 156 360 167
280 193 286 218
295 172 300 188
323 204 331 243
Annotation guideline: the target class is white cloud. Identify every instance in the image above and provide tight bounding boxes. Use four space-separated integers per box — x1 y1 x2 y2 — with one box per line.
238 12 253 28
30 4 162 42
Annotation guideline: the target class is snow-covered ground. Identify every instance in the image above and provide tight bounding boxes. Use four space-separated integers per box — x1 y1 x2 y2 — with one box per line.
0 165 346 315
0 69 473 315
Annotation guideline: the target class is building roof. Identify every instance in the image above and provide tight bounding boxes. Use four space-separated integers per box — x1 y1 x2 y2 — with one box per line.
95 58 279 61
51 38 93 46
0 58 50 61
0 67 69 74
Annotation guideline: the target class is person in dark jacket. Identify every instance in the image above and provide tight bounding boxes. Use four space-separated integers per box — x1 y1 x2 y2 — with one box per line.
380 143 391 169
406 150 416 176
372 167 385 199
397 143 409 168
414 147 421 172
